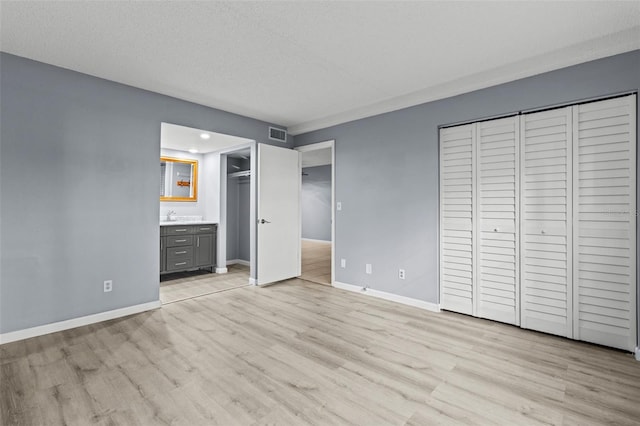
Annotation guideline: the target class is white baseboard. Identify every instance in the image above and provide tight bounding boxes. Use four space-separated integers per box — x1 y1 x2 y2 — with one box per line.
215 267 228 274
635 346 640 361
302 238 331 243
333 281 440 313
0 300 161 345
227 259 250 267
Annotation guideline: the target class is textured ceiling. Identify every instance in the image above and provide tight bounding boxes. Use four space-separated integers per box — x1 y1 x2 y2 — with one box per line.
1 1 639 135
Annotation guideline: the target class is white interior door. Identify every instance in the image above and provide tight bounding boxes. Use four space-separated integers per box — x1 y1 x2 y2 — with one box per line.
520 107 573 337
440 124 476 315
257 143 301 285
477 117 520 325
573 95 636 351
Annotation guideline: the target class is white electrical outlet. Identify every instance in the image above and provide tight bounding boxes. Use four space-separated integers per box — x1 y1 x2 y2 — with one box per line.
341 258 346 268
336 202 342 211
366 264 372 274
104 280 113 293
399 269 406 280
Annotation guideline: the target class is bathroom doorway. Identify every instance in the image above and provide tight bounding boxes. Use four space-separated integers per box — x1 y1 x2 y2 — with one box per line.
159 123 254 303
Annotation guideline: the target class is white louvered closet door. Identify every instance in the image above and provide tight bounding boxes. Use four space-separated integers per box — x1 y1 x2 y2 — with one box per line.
476 117 519 325
520 107 573 337
440 124 476 315
573 95 637 352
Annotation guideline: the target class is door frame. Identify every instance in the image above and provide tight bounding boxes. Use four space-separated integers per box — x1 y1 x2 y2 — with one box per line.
295 140 336 285
218 140 257 285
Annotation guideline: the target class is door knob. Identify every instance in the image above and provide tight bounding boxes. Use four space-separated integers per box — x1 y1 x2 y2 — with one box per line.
259 219 271 224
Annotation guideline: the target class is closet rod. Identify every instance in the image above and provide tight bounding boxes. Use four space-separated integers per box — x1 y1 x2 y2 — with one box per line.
228 170 251 178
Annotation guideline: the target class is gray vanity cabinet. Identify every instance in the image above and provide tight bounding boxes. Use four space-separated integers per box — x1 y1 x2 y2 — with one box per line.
161 224 217 274
195 225 216 268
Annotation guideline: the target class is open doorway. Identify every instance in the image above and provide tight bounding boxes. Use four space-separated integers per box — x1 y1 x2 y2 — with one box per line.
159 123 254 304
224 149 252 277
296 141 335 286
217 142 258 285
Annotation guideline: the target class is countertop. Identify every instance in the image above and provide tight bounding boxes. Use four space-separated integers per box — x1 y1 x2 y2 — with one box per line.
160 220 218 226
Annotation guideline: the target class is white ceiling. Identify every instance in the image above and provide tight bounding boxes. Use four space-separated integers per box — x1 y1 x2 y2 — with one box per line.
161 123 252 154
301 148 332 168
2 1 639 135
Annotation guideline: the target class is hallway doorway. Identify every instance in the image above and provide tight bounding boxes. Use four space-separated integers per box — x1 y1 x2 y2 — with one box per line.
296 140 335 286
300 240 331 285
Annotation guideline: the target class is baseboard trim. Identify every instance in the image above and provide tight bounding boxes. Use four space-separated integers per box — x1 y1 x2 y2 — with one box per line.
333 281 440 313
249 277 257 285
635 347 640 361
302 238 331 243
215 267 228 274
0 300 161 345
227 259 250 267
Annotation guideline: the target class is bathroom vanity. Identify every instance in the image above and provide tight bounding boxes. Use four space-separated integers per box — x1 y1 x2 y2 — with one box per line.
160 222 217 274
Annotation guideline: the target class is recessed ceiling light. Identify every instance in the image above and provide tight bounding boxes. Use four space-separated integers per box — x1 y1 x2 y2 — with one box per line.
189 148 199 153
200 133 210 140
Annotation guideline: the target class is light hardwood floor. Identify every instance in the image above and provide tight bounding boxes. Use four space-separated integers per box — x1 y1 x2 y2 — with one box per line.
160 264 249 304
301 239 331 286
2 273 640 425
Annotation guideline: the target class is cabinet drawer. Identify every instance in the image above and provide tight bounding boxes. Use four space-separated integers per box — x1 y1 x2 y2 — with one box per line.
195 225 216 234
166 235 193 247
165 226 194 236
167 246 193 260
166 258 194 271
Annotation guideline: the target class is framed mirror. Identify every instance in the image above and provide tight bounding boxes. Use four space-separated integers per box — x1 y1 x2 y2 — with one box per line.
160 156 198 202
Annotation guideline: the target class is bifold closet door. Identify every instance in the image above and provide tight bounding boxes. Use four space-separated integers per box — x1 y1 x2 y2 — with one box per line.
440 124 475 315
520 107 573 337
573 95 637 352
476 117 520 325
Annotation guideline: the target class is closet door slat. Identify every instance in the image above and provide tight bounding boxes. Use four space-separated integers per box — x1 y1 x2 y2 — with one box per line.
440 124 476 315
520 107 573 337
477 117 519 325
573 94 637 352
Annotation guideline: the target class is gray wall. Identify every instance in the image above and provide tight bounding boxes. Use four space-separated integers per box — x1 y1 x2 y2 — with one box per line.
0 53 289 334
294 49 640 336
302 165 332 241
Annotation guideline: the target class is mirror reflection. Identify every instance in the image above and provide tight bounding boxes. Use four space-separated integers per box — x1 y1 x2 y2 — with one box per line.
160 157 198 202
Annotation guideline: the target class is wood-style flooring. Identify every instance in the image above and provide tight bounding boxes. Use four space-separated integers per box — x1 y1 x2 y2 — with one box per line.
2 272 640 425
301 239 331 286
160 264 249 304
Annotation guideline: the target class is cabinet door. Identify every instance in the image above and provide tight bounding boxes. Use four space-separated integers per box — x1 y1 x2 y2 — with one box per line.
476 117 519 325
160 236 166 273
520 107 573 337
440 124 476 315
195 233 215 267
573 95 636 351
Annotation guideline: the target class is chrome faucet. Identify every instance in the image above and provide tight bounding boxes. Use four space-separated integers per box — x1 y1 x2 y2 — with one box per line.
167 210 177 221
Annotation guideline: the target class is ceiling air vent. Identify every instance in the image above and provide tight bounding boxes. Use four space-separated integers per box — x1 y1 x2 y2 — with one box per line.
269 127 287 142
